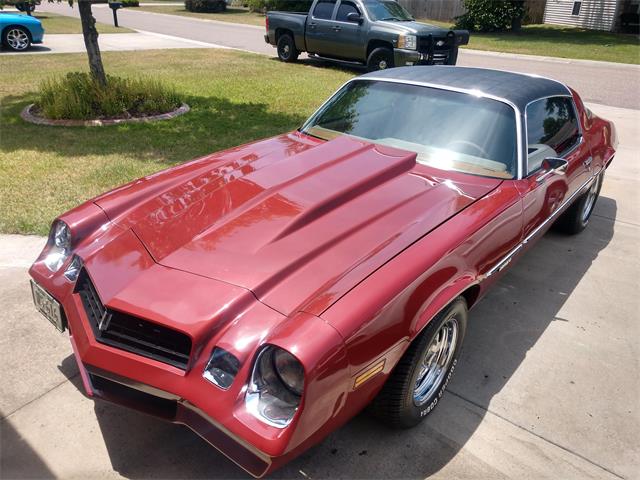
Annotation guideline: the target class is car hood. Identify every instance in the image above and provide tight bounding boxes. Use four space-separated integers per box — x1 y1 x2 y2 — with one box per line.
377 20 451 36
94 133 501 316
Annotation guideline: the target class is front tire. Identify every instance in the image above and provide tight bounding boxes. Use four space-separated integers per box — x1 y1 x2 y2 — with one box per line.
369 297 468 428
277 34 299 63
366 47 394 72
554 171 604 235
2 26 31 52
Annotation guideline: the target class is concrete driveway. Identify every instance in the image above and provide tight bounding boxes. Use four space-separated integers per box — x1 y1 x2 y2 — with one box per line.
1 100 638 479
0 31 229 55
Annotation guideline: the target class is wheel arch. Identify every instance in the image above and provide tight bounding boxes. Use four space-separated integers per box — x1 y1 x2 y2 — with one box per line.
366 39 394 58
1 24 33 42
409 277 482 340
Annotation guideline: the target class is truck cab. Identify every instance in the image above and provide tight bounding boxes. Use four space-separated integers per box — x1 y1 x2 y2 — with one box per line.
265 0 469 71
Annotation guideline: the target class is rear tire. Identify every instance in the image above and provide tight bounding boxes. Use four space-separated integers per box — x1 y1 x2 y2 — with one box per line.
2 26 31 52
366 47 394 72
368 297 468 428
277 34 299 63
554 171 604 235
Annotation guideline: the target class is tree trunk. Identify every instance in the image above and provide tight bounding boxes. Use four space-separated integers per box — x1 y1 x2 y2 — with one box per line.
78 0 107 86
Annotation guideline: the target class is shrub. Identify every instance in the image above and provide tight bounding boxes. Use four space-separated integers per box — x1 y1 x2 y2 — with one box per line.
184 0 227 12
455 0 525 32
36 72 182 120
120 0 140 7
247 0 312 13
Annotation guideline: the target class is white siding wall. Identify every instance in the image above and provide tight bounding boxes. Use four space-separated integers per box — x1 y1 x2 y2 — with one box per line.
544 0 621 31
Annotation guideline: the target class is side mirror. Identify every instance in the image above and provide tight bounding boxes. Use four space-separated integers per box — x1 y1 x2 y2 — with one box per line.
536 157 568 183
346 12 362 24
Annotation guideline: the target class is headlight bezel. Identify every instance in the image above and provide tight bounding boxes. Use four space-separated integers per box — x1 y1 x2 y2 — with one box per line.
398 34 417 50
245 345 305 428
203 347 241 390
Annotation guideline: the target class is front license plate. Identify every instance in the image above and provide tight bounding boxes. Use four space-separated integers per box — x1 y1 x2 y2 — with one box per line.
30 280 65 333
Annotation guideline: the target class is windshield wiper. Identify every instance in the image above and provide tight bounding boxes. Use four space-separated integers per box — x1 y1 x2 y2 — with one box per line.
380 17 400 21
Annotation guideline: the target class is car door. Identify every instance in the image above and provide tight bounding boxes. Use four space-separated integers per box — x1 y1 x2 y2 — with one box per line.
306 0 338 56
516 95 592 240
327 0 366 60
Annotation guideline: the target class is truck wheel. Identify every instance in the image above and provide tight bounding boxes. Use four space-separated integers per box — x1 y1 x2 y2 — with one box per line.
277 34 299 63
368 297 467 428
554 171 604 235
2 26 31 52
367 47 394 72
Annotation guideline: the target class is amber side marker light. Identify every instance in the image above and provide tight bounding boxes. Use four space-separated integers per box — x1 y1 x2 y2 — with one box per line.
354 359 385 389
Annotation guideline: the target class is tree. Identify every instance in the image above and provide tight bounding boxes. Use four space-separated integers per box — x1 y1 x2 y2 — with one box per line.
49 0 107 85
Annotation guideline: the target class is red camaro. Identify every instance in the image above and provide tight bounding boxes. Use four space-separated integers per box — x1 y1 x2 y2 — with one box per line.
29 67 616 477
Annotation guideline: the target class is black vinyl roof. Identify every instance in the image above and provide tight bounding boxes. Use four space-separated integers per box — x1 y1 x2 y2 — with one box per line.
360 66 572 112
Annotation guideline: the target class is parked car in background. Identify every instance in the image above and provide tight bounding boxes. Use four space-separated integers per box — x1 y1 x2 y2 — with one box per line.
29 67 615 477
265 0 469 70
0 12 44 51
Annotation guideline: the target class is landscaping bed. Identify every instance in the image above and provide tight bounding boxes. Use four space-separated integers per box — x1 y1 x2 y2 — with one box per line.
0 49 351 235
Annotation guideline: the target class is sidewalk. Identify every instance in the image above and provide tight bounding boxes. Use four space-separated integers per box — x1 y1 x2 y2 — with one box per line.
0 30 226 55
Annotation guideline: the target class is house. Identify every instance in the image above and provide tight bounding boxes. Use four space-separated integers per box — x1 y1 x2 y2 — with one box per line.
398 0 638 32
543 0 639 31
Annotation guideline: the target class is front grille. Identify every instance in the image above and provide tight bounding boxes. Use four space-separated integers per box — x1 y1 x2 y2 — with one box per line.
75 269 192 370
417 35 452 65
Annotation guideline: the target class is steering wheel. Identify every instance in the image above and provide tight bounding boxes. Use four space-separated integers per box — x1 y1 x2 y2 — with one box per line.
445 140 489 159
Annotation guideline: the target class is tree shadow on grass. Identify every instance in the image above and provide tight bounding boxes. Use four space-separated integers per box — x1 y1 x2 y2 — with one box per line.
0 92 307 166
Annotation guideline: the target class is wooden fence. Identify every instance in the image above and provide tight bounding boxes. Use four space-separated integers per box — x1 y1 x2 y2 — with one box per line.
399 0 547 24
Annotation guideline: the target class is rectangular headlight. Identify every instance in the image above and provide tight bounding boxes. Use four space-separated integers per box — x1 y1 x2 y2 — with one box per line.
398 34 417 50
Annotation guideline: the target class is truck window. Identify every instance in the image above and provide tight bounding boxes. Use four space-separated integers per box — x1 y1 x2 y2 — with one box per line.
336 1 360 21
313 0 337 19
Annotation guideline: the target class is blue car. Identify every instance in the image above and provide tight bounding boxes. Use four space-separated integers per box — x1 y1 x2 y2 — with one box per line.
1 13 44 51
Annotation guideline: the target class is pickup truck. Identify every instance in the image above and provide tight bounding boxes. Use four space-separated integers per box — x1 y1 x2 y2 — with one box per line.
265 0 469 71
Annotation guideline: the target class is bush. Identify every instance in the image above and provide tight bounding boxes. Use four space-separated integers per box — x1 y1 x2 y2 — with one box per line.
184 0 227 12
455 0 525 32
247 0 311 13
36 72 182 120
120 0 140 7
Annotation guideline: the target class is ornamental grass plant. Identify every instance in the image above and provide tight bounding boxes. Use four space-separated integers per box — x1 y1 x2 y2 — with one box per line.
36 72 182 120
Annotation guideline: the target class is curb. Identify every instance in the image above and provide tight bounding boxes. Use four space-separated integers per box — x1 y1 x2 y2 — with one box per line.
20 103 190 127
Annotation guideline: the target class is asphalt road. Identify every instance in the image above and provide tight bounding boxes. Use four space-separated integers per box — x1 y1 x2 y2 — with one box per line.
38 2 640 109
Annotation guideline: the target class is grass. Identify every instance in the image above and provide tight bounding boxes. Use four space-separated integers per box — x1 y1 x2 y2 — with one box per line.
37 72 182 120
34 12 135 34
419 19 640 64
136 5 266 26
0 49 352 235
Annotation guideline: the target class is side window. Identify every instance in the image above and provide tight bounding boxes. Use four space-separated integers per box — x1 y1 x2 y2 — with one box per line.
336 1 360 21
526 97 581 174
312 0 337 19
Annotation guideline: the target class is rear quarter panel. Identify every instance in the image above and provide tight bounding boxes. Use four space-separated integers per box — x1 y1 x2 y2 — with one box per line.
268 12 308 51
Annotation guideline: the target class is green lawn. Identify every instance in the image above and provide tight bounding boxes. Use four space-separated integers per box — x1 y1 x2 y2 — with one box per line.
419 19 640 64
35 12 134 34
136 5 266 26
0 49 351 235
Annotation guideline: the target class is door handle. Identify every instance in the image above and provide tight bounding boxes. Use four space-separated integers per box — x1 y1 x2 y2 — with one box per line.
333 26 342 31
583 156 593 169
309 22 317 28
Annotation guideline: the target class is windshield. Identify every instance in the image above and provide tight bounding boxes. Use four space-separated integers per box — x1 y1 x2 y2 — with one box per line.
364 0 414 21
301 80 518 179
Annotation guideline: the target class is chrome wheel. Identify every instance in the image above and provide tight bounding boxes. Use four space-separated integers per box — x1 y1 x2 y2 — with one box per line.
413 318 458 406
582 175 601 223
6 28 30 51
378 59 388 69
